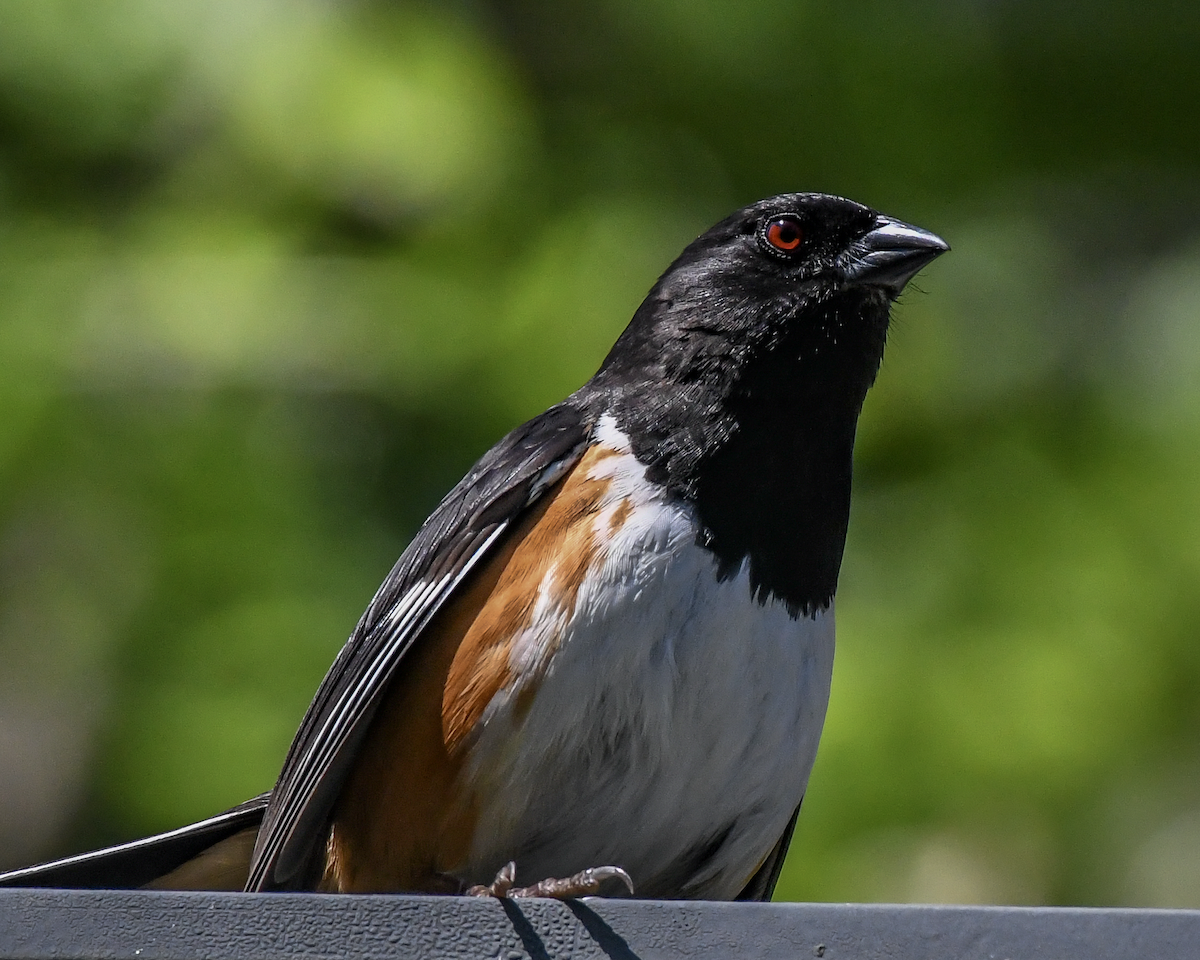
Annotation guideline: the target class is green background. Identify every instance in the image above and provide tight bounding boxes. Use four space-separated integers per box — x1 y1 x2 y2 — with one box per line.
2 0 1200 907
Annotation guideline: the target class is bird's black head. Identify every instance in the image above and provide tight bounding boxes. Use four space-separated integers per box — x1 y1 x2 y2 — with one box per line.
582 192 948 616
596 192 947 404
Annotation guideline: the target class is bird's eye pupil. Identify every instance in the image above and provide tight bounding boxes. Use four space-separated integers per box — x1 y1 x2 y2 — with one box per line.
765 218 803 252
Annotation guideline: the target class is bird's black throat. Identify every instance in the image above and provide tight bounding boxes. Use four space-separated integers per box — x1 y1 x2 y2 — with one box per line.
602 288 889 618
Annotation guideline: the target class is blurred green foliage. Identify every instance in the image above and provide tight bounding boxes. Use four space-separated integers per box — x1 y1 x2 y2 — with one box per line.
1 0 1200 908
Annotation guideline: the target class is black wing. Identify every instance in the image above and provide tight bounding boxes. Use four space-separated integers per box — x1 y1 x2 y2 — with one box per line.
246 403 590 891
0 794 268 890
735 802 801 902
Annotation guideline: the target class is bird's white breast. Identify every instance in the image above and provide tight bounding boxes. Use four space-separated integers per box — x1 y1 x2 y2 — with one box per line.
460 419 836 899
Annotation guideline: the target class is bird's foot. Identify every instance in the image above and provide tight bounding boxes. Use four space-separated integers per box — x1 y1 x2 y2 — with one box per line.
466 861 517 898
466 861 634 899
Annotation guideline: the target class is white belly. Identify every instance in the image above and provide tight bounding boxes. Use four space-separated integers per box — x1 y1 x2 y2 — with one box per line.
459 428 836 899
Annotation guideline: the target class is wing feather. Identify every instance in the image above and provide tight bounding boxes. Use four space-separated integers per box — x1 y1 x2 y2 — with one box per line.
735 802 801 902
246 403 590 890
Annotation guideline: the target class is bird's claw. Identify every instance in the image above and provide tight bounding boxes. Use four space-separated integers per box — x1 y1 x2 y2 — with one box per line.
511 864 635 898
466 861 634 899
466 860 517 898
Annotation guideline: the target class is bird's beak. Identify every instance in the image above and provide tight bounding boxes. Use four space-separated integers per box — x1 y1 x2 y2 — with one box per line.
840 216 949 297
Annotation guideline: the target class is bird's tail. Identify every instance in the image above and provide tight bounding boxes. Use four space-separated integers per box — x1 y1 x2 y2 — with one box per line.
0 794 268 891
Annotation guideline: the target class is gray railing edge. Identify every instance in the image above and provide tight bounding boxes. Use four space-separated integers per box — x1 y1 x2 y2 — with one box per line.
2 887 1199 960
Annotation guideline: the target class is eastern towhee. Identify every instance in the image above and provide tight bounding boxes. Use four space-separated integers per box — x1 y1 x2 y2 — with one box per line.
0 193 947 901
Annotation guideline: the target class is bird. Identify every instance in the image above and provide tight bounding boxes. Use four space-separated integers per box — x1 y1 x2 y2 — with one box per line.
0 192 947 901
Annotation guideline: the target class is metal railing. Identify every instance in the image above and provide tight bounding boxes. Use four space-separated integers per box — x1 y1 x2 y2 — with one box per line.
2 888 1198 959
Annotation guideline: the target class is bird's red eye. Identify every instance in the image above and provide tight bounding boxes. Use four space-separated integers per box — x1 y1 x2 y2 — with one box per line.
765 218 803 252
